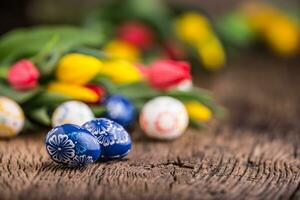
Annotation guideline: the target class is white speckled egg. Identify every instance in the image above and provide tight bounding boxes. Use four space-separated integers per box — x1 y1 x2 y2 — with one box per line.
0 96 24 138
139 96 188 140
52 101 94 127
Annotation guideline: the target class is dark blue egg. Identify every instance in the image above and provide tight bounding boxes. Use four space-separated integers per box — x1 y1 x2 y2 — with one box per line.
82 118 131 160
45 124 101 167
104 95 136 128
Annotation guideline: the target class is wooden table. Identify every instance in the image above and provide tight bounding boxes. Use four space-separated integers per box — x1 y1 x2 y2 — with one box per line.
1 54 299 200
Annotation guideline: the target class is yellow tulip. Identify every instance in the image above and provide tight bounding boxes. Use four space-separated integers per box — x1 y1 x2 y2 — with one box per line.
185 101 212 122
240 2 280 33
103 40 140 63
47 82 99 103
100 60 143 84
175 12 213 45
56 53 102 85
241 2 299 56
197 36 226 70
264 17 299 56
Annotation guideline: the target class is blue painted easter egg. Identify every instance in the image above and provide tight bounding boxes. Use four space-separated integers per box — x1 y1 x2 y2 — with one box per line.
104 95 136 128
45 124 101 167
82 118 131 160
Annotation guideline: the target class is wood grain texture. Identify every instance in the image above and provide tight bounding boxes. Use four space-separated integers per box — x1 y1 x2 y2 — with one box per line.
0 54 300 200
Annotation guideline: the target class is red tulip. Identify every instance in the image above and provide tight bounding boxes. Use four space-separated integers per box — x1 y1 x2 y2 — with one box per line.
7 60 40 90
85 84 106 102
145 60 192 91
117 21 154 49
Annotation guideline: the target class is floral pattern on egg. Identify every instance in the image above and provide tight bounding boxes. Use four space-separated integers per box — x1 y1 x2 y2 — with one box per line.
82 118 131 160
45 124 101 167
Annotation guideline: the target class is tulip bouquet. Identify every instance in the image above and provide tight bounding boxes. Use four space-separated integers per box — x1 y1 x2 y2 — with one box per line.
83 0 299 70
0 24 223 138
1 0 297 139
83 0 227 71
216 2 300 57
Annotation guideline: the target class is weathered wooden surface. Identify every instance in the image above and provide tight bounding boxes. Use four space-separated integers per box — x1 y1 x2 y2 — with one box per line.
1 54 300 200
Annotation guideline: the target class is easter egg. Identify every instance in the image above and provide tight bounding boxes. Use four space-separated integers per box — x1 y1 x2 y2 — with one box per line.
82 118 131 160
52 101 94 127
139 96 188 140
104 95 136 127
45 124 101 167
0 96 24 138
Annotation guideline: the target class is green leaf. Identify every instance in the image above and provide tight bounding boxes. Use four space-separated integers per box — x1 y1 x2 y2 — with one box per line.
92 77 117 92
31 35 60 64
164 87 225 117
216 12 254 48
93 78 224 119
165 88 213 106
23 118 37 131
189 118 205 130
110 82 159 100
90 106 106 117
26 91 71 108
36 48 63 77
130 99 148 111
0 25 104 65
0 82 41 104
72 47 109 60
27 107 51 126
0 66 8 79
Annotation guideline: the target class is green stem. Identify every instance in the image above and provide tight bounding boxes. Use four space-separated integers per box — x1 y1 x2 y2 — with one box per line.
31 35 59 64
0 67 8 79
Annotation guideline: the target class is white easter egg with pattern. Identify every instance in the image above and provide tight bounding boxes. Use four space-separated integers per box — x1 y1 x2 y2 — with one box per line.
139 96 188 140
52 101 94 127
0 96 25 138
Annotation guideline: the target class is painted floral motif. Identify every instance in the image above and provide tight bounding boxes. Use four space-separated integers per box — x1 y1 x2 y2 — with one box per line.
111 124 129 144
97 131 116 146
46 134 75 163
83 118 113 137
68 155 94 167
46 127 58 140
67 132 88 154
83 119 129 147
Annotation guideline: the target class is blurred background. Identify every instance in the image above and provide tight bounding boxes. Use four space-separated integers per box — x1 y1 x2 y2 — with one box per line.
2 0 299 34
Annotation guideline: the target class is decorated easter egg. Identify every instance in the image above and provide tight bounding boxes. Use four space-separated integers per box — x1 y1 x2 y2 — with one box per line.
0 96 24 138
104 95 136 127
82 118 131 159
139 96 188 140
52 101 94 127
45 124 101 167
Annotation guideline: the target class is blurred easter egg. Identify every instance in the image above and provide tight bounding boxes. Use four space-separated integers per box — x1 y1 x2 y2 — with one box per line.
82 118 132 160
45 124 101 167
139 96 188 140
104 95 136 127
0 96 24 138
52 101 94 127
